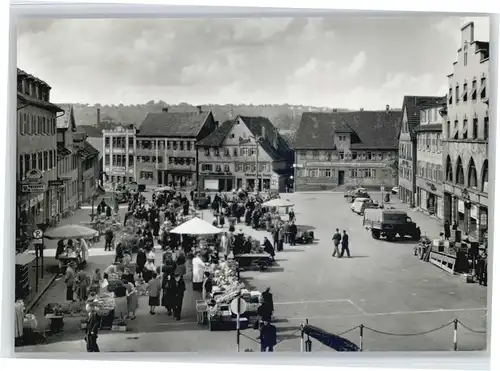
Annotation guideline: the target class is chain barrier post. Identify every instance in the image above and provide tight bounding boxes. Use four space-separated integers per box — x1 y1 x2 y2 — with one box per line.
305 319 312 352
300 323 304 353
453 319 458 351
359 324 364 352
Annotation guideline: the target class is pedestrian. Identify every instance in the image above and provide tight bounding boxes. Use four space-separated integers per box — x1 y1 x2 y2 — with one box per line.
221 232 230 261
124 279 138 319
192 252 206 293
147 272 161 315
90 268 102 294
85 304 100 352
452 220 458 231
76 270 90 302
259 321 277 352
444 220 451 240
104 227 114 251
288 208 295 222
173 274 186 320
332 228 342 257
262 237 275 261
284 221 290 244
340 230 351 258
278 225 285 252
64 264 76 302
288 221 297 246
136 248 147 276
161 274 176 316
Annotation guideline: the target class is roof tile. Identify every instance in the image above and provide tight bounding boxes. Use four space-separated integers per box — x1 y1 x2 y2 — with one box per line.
137 111 211 137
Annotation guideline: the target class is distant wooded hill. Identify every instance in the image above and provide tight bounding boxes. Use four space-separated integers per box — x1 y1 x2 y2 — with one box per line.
66 101 350 134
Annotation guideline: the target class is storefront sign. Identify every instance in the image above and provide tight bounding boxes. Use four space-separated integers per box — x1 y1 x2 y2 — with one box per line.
480 210 488 226
458 200 465 213
244 173 271 177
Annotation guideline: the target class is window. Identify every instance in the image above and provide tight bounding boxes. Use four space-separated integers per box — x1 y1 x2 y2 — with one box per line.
236 163 243 172
453 120 459 139
233 148 238 156
214 148 220 156
38 152 43 170
223 148 230 157
421 110 427 123
472 118 478 139
448 87 453 105
179 141 184 151
339 151 344 160
48 150 53 168
240 148 248 156
480 77 487 99
105 137 110 147
308 168 319 177
249 148 256 156
142 156 150 163
468 160 478 188
204 148 210 156
367 152 372 160
446 121 451 139
201 164 213 172
166 141 171 150
312 150 319 159
462 119 468 139
462 82 468 102
472 79 477 100
224 165 230 172
186 142 191 151
484 117 489 140
455 85 459 103
352 152 357 160
43 151 48 170
464 51 468 66
172 141 178 150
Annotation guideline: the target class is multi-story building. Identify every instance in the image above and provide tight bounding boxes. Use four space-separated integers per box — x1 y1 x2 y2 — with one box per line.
196 116 294 192
442 22 489 242
293 108 401 191
72 131 101 203
102 125 137 186
56 104 80 217
414 103 446 219
398 96 444 207
17 68 63 231
135 107 217 187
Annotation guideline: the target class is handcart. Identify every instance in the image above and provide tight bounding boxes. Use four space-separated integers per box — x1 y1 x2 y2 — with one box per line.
234 253 273 278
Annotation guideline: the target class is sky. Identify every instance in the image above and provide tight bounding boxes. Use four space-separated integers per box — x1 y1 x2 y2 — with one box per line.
17 15 489 109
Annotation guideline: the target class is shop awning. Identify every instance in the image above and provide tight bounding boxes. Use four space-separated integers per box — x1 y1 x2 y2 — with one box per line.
57 144 72 159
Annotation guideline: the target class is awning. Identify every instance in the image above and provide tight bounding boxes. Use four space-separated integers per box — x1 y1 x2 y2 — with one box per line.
15 253 36 266
57 144 72 159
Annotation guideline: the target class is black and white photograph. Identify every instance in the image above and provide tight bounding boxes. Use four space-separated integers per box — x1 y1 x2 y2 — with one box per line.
14 14 490 353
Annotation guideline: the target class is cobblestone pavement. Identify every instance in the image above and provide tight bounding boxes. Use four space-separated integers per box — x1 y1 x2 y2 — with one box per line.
18 193 488 352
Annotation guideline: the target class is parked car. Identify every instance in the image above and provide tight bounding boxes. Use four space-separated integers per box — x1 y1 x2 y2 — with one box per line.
350 198 371 213
362 209 421 241
344 187 370 203
391 186 399 195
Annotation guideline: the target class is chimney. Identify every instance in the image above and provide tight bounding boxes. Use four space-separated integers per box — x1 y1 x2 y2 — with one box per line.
461 22 475 46
196 105 202 114
162 106 169 112
96 108 101 127
386 104 390 112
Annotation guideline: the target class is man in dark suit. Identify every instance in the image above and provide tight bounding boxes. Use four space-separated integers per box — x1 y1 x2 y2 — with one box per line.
86 306 100 352
259 321 277 352
340 230 351 258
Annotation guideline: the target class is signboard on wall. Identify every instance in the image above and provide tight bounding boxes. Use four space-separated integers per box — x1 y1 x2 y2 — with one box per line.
458 200 465 213
470 205 478 219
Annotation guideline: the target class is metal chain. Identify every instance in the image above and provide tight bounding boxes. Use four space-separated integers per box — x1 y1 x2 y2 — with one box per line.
337 325 361 336
363 320 455 337
240 332 260 344
457 320 487 334
276 328 303 345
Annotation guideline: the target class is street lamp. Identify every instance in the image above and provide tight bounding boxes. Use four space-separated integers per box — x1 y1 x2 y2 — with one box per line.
250 136 263 193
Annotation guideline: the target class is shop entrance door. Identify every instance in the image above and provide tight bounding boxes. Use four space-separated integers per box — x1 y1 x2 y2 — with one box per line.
338 171 345 185
237 178 242 190
226 178 233 191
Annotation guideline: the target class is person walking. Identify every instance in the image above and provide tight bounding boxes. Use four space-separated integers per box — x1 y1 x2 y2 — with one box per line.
147 272 161 315
124 279 138 319
444 220 451 240
104 227 114 251
332 229 341 257
85 305 100 352
64 264 76 302
340 230 351 258
278 225 285 252
173 274 186 321
161 274 176 316
259 321 277 352
221 232 230 261
288 221 297 246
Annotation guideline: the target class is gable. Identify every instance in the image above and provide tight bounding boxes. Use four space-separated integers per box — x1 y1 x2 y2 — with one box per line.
221 117 256 146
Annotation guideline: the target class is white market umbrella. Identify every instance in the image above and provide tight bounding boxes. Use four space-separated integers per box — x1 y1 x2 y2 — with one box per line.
170 217 222 235
44 224 99 240
262 198 294 208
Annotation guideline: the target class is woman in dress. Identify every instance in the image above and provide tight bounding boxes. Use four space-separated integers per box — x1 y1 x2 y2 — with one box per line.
161 274 176 316
90 268 102 294
124 279 138 319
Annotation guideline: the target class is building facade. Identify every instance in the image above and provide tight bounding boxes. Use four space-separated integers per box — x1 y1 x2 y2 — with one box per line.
293 109 401 191
56 104 81 217
398 96 444 207
196 116 293 192
442 22 489 242
135 108 218 188
414 104 446 219
102 126 137 186
17 68 63 233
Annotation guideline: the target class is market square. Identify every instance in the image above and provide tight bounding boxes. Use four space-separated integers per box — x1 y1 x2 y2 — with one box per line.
14 15 490 353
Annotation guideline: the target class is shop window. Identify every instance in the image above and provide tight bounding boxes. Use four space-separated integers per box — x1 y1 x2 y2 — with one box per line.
468 159 478 188
446 155 453 182
481 160 488 193
455 156 465 185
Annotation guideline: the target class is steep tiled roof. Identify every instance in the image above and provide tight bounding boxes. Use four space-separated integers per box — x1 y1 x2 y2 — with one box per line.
294 111 402 150
17 92 63 113
56 104 74 130
137 111 210 137
76 125 103 138
401 96 445 139
239 116 293 162
196 120 235 146
17 68 51 88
